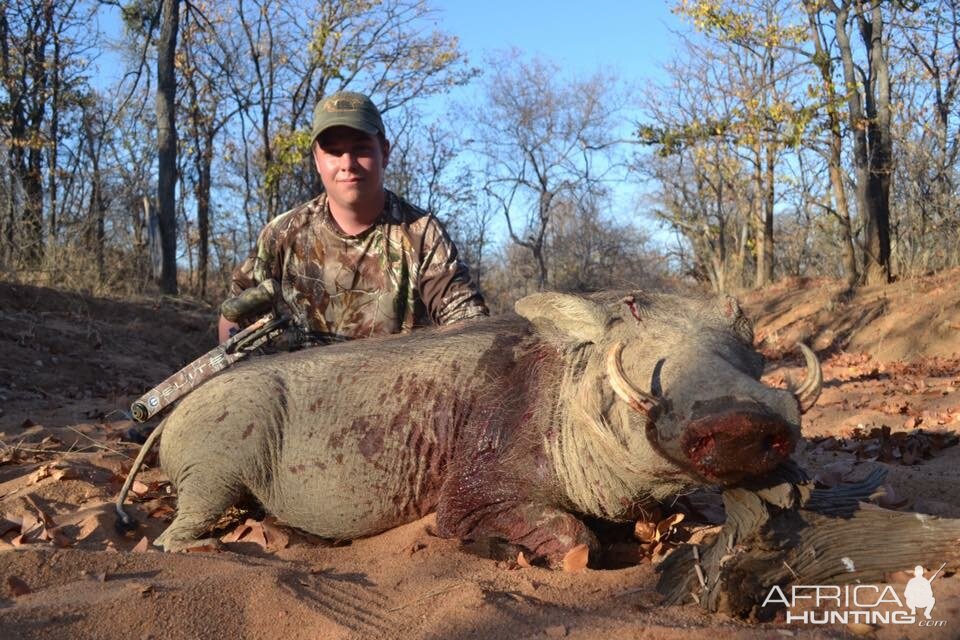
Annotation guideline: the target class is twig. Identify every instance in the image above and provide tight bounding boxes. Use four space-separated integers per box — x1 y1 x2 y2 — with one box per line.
65 426 133 460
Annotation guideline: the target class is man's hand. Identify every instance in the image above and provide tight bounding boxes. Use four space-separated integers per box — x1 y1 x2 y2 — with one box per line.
218 315 240 343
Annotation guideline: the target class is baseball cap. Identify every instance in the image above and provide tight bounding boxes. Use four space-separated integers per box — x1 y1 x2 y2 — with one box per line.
311 91 385 143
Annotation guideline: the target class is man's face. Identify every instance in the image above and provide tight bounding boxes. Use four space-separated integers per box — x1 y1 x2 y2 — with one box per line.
313 126 389 215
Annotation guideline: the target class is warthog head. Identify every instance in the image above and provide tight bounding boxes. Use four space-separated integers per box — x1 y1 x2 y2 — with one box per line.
516 291 821 510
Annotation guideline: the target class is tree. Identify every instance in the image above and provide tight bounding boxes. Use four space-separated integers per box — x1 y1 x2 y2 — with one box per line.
801 0 859 285
155 0 180 294
471 53 625 290
888 1 960 274
819 0 895 284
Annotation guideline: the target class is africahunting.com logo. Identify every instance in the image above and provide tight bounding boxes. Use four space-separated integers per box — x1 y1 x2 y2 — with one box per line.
762 563 947 627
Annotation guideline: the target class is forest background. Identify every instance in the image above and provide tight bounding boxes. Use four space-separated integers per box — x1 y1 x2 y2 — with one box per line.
2 0 958 313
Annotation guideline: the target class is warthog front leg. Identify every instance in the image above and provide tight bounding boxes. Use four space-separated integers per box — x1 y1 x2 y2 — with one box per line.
436 499 599 568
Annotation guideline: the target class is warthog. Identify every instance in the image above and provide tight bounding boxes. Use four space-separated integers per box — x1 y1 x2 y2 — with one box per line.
130 291 821 566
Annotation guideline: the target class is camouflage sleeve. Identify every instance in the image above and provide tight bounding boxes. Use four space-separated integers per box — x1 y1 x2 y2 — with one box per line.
417 216 489 325
229 253 257 297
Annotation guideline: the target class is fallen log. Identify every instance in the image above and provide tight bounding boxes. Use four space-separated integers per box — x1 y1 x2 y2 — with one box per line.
656 462 960 620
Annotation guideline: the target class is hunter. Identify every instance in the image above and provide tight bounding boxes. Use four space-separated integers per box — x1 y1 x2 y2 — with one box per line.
219 91 488 344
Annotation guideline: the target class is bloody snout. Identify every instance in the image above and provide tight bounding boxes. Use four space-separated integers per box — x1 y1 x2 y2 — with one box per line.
680 399 797 484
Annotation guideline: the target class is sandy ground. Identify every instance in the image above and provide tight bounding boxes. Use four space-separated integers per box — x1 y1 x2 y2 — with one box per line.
2 272 960 639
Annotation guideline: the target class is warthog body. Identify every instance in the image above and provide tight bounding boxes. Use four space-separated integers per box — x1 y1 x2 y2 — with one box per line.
153 292 819 565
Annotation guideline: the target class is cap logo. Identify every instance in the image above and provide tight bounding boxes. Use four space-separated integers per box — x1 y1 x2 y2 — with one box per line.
324 97 364 112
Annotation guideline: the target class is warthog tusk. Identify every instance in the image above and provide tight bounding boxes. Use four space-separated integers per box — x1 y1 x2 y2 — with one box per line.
607 342 659 415
791 343 822 413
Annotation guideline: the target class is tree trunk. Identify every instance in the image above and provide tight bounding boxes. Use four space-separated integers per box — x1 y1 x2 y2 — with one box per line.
762 142 775 284
20 0 54 267
47 13 61 250
752 143 766 288
858 0 893 284
156 0 180 294
803 1 859 287
834 1 892 286
195 131 213 298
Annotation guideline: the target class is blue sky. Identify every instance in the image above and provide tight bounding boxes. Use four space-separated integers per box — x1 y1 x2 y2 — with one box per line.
433 0 682 80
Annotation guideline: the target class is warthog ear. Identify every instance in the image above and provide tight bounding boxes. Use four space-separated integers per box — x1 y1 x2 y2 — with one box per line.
515 293 608 344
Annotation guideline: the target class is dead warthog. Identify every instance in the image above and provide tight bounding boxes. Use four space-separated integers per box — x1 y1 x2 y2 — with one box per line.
120 291 821 566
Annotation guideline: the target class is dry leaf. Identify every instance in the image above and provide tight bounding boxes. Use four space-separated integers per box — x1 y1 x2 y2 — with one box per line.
633 520 657 543
132 536 150 553
7 576 30 596
517 551 532 568
75 514 101 541
261 516 290 550
19 512 42 541
29 465 53 484
221 520 254 544
654 513 684 542
244 521 268 549
561 544 589 572
147 503 175 520
23 495 55 528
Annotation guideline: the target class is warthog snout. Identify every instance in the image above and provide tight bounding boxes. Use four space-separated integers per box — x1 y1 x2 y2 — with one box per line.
680 397 797 484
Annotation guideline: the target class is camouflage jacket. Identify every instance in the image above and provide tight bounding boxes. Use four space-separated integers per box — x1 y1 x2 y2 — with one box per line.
230 191 488 342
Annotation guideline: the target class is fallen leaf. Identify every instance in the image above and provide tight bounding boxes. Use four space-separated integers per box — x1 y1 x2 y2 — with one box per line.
6 576 30 596
29 465 54 484
221 520 253 544
261 516 290 551
561 544 589 572
146 502 175 521
244 521 268 549
19 512 43 541
23 495 56 529
654 513 684 542
132 536 150 553
633 520 657 543
75 514 100 542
